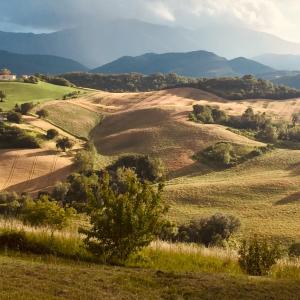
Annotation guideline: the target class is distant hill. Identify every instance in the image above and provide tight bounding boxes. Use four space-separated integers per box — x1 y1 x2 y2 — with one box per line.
61 73 300 100
2 19 300 67
0 50 87 75
272 74 300 89
92 51 273 78
254 54 300 71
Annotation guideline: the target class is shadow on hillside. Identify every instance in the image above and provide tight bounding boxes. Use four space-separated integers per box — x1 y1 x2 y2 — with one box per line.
5 165 75 196
275 192 300 205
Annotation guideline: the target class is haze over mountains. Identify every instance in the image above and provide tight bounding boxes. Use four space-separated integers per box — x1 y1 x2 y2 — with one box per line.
1 19 300 68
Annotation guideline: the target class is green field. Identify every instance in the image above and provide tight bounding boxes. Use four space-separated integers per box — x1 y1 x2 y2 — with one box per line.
35 101 101 139
165 149 300 243
0 81 81 111
1 254 300 300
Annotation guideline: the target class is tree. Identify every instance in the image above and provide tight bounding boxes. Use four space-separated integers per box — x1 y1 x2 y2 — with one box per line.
6 111 22 124
177 213 240 246
239 237 281 276
81 169 167 262
20 102 34 115
74 148 98 173
108 155 165 183
36 109 48 119
46 129 59 140
56 137 74 151
0 90 6 102
22 196 75 231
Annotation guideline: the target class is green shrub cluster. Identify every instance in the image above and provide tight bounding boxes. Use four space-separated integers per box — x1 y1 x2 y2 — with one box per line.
35 74 74 87
239 238 281 276
0 122 39 148
160 213 240 247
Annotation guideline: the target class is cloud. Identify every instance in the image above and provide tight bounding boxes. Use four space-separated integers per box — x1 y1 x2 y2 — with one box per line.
0 0 299 42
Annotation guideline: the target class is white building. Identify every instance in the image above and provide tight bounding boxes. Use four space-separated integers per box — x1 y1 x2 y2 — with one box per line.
0 69 16 81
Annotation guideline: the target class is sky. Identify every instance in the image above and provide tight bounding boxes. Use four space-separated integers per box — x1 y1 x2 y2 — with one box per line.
0 0 300 42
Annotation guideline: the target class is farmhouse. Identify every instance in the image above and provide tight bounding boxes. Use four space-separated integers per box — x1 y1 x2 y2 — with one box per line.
0 69 16 81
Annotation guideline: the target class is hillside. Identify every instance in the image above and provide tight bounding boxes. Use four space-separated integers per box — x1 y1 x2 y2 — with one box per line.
1 20 300 67
0 50 87 75
93 51 273 78
273 73 300 89
0 81 82 111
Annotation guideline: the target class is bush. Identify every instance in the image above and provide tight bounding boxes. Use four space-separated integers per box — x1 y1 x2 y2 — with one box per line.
0 122 39 148
238 238 281 276
81 169 167 263
56 137 74 151
288 243 300 258
0 191 22 216
108 155 165 182
74 148 98 173
177 214 240 246
6 111 22 123
46 128 59 140
23 76 38 84
22 196 75 231
36 109 48 119
20 102 34 115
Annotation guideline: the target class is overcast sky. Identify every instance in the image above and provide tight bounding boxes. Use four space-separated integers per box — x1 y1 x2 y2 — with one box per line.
0 0 300 42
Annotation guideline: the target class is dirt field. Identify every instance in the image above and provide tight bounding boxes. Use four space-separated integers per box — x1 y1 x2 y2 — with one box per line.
0 149 74 195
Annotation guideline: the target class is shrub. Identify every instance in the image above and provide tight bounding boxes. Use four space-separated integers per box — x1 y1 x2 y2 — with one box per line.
108 155 165 182
23 76 38 84
20 102 34 115
56 137 74 151
74 148 98 173
81 169 167 263
177 214 240 246
6 111 22 123
22 196 75 231
288 243 300 258
201 142 233 166
46 128 59 140
238 238 281 276
0 191 22 216
36 109 48 118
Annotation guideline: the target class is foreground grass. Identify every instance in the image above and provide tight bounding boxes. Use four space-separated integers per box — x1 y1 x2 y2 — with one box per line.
0 81 81 111
1 254 300 300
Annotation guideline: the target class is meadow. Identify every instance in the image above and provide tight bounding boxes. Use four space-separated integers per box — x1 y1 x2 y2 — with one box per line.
0 81 81 111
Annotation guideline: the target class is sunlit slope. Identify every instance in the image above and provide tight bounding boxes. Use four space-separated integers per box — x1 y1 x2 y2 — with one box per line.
0 149 74 195
0 81 80 111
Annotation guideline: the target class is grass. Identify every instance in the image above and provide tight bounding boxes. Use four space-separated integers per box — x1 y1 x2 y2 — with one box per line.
164 149 300 243
35 101 101 139
1 219 300 298
0 81 82 111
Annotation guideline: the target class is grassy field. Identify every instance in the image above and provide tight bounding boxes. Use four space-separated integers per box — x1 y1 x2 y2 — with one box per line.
165 149 300 243
0 81 81 111
1 254 300 300
35 101 101 139
0 218 300 299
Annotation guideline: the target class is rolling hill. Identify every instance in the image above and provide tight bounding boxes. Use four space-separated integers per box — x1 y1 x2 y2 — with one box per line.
92 51 274 77
1 20 300 67
0 81 82 111
0 50 87 75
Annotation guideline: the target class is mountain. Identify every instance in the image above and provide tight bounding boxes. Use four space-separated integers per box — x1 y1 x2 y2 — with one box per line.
92 51 273 78
254 54 300 71
0 50 87 75
1 19 300 68
272 74 300 89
